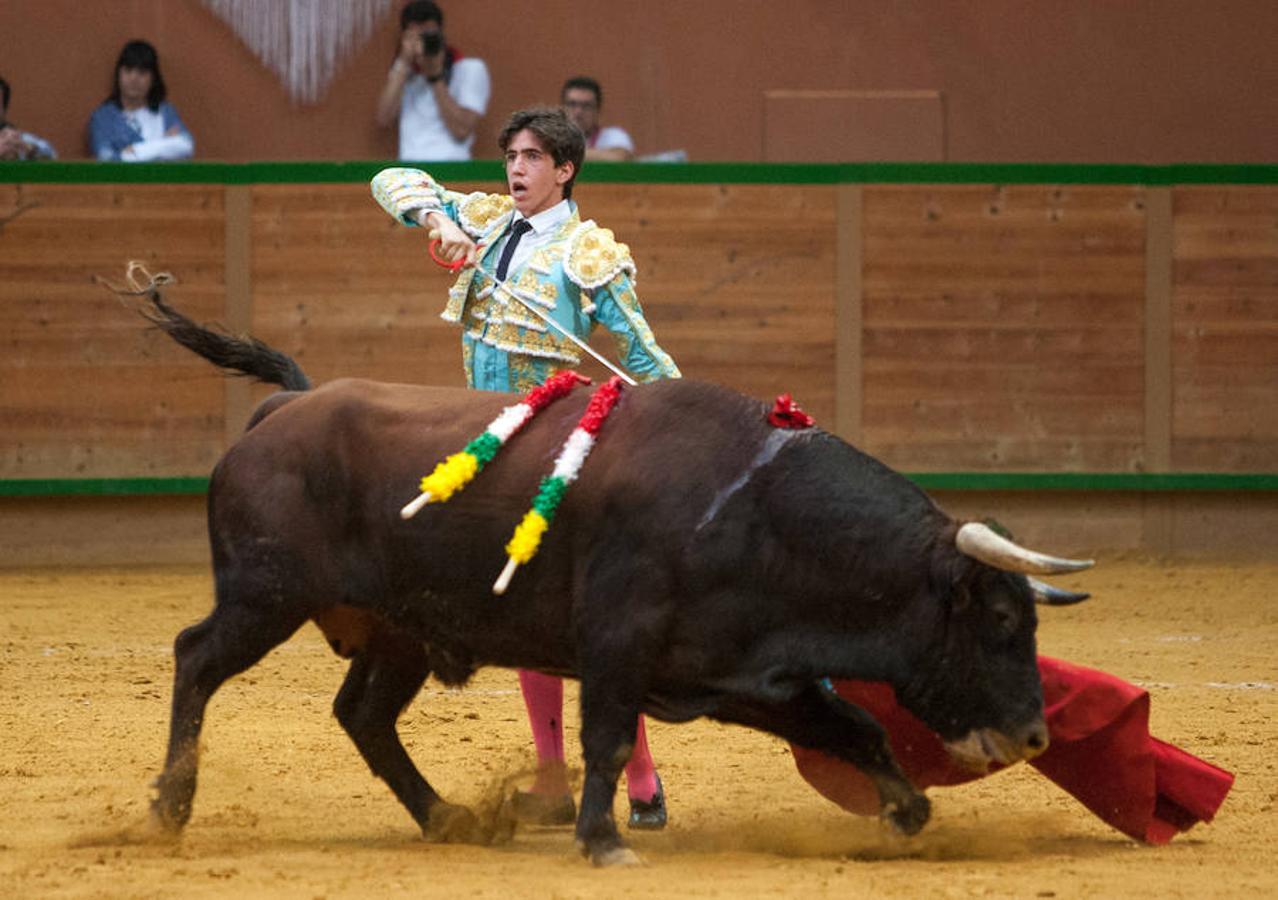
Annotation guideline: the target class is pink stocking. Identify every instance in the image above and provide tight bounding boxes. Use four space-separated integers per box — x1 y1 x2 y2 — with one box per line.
624 714 660 802
518 669 569 794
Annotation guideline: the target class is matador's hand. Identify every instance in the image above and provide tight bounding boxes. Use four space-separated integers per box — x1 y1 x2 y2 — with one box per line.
423 213 478 268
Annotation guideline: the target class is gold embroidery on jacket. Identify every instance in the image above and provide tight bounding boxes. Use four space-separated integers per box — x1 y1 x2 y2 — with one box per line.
457 193 515 236
527 247 556 275
565 222 636 289
463 318 582 364
508 271 559 309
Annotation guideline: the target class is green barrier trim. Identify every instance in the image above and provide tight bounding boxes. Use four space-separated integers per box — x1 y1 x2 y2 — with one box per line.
907 472 1278 491
4 160 1278 186
1 478 210 497
4 472 1277 498
0 160 502 185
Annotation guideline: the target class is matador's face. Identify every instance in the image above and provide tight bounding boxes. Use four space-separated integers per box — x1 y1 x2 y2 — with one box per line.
505 129 574 218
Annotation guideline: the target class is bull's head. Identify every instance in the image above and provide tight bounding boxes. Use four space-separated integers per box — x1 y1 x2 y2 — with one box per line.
904 523 1092 774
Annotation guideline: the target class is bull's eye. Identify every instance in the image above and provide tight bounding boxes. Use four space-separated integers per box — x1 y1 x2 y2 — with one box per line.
999 609 1014 630
994 604 1019 635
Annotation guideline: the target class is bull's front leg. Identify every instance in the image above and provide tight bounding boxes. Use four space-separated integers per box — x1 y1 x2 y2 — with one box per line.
571 539 669 865
812 681 931 834
575 672 644 866
718 681 930 835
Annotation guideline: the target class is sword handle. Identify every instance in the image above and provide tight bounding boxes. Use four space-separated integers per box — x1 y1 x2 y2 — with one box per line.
428 238 467 274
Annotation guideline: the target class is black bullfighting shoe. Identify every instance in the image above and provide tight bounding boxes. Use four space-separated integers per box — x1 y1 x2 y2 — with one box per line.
627 776 668 830
510 789 577 826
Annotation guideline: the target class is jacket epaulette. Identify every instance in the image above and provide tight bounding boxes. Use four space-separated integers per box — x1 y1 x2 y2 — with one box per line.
457 192 516 239
564 222 636 289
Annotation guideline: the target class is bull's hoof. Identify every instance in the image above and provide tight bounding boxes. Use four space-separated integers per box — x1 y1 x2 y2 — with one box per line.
577 838 644 867
593 846 644 867
510 790 576 826
880 791 930 836
425 801 483 843
148 804 185 835
147 788 191 835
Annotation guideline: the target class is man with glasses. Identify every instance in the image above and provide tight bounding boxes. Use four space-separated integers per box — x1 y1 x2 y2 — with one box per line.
561 76 634 162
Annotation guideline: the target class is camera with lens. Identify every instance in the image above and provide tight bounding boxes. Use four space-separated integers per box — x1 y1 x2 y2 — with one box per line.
421 32 443 55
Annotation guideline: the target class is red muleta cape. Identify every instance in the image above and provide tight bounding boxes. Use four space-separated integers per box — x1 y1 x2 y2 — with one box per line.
791 656 1234 843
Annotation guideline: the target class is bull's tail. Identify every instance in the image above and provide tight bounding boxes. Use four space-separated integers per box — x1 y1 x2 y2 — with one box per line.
105 262 311 391
140 290 312 391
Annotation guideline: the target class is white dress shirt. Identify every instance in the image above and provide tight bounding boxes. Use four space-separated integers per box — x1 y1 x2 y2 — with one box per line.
492 199 574 278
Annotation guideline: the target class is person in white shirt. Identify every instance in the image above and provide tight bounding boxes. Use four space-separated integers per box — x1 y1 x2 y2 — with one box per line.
87 40 193 163
375 1 491 161
561 76 635 162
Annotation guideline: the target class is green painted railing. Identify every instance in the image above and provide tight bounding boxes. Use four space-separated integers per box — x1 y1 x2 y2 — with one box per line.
3 473 1277 499
0 478 210 497
3 160 1278 186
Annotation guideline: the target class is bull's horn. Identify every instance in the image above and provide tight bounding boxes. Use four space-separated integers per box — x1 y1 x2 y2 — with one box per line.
1025 575 1090 606
955 522 1094 575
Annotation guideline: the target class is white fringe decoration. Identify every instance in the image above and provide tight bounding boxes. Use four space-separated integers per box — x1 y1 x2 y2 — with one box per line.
202 0 396 105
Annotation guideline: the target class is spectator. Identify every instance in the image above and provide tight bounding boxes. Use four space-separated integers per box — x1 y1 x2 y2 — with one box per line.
88 40 193 162
376 1 490 161
561 76 634 161
0 76 57 160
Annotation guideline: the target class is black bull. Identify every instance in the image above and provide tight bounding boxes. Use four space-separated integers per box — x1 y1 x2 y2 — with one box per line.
137 290 1090 865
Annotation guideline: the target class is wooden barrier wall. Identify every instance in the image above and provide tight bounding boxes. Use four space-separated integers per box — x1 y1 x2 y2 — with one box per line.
1172 188 1278 470
2 169 1276 562
0 178 845 479
862 184 1148 471
5 177 1276 480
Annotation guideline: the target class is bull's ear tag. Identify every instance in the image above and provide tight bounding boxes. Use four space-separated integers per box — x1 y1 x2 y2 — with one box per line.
768 393 814 429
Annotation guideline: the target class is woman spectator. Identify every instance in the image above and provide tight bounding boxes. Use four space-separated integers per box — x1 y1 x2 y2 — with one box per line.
89 40 193 162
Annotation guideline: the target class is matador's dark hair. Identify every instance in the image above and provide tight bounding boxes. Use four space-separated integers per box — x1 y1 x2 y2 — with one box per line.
498 106 586 200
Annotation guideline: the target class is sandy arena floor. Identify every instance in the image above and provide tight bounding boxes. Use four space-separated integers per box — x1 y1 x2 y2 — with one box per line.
1 558 1275 898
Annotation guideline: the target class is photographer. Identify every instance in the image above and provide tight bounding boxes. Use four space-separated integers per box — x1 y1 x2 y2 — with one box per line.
375 1 490 161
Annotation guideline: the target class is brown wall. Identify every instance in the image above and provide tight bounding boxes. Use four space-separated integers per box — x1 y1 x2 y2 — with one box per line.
862 184 1148 470
1172 188 1278 469
3 178 1276 480
3 1 1277 164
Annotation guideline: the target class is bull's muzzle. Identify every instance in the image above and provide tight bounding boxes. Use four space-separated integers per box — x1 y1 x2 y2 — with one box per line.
942 719 1049 773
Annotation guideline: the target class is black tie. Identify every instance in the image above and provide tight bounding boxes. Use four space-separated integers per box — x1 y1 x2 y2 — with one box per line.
495 218 533 281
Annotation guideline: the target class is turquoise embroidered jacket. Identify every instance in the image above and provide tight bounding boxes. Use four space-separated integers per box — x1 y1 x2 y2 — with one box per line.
371 167 681 392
